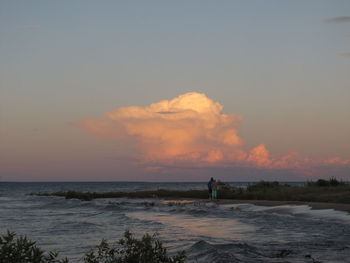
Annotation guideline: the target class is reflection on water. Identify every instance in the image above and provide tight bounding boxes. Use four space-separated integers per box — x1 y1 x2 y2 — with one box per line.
126 211 255 240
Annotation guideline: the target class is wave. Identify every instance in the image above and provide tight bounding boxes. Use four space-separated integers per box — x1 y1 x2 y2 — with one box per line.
223 203 350 223
187 240 296 263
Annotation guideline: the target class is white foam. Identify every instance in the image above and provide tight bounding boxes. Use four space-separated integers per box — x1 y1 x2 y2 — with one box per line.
222 203 350 223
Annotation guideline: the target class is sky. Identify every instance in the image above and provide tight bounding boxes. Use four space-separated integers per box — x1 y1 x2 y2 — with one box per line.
0 1 350 182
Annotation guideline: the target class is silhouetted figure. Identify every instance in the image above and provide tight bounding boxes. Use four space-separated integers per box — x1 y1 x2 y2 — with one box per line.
211 180 218 200
207 177 214 200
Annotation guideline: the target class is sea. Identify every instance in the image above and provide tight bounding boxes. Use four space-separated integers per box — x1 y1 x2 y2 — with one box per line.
0 182 349 263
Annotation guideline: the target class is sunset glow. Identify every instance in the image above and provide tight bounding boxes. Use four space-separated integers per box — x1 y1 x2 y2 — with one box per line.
1 1 349 181
78 92 350 175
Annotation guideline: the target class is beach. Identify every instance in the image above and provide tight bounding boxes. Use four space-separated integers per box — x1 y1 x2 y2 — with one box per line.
1 182 350 262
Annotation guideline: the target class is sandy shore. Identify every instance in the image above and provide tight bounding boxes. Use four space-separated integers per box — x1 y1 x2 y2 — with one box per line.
215 199 350 213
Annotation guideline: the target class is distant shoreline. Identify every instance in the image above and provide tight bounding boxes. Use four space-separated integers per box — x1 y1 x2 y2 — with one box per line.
33 189 350 212
32 179 350 212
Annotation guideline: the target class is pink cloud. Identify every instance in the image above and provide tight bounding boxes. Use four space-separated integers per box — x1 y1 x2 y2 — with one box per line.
76 92 350 175
324 157 350 166
247 144 271 168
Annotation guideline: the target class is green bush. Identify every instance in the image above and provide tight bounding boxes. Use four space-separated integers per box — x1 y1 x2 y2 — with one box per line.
84 231 186 263
0 231 68 263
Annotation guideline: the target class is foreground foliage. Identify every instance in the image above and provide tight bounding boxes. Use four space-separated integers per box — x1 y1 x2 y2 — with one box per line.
33 178 350 204
0 231 186 263
84 231 186 263
0 231 68 263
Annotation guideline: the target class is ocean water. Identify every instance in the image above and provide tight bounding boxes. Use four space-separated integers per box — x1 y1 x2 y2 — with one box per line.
0 182 350 263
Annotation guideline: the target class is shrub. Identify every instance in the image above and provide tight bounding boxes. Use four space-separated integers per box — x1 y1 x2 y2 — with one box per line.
1 231 186 263
0 231 68 263
247 181 281 192
329 177 345 186
84 231 186 263
307 177 346 187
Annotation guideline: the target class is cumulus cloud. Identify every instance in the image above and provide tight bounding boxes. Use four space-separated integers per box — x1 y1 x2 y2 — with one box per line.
78 92 244 163
76 92 350 174
325 16 350 23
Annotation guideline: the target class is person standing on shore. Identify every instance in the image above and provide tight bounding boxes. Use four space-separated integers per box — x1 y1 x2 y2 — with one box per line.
207 177 214 200
211 179 218 200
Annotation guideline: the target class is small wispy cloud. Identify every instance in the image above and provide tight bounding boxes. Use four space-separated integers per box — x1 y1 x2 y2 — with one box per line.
337 51 350 57
19 25 41 30
325 16 350 23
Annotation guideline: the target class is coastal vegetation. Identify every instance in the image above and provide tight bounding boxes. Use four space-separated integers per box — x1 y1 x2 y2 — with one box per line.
84 231 186 263
0 231 68 263
0 231 186 263
33 178 350 204
32 178 350 204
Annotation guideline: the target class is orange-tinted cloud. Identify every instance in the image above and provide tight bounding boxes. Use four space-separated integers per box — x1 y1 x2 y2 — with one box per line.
78 92 243 163
76 92 350 174
324 157 350 166
247 144 271 168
